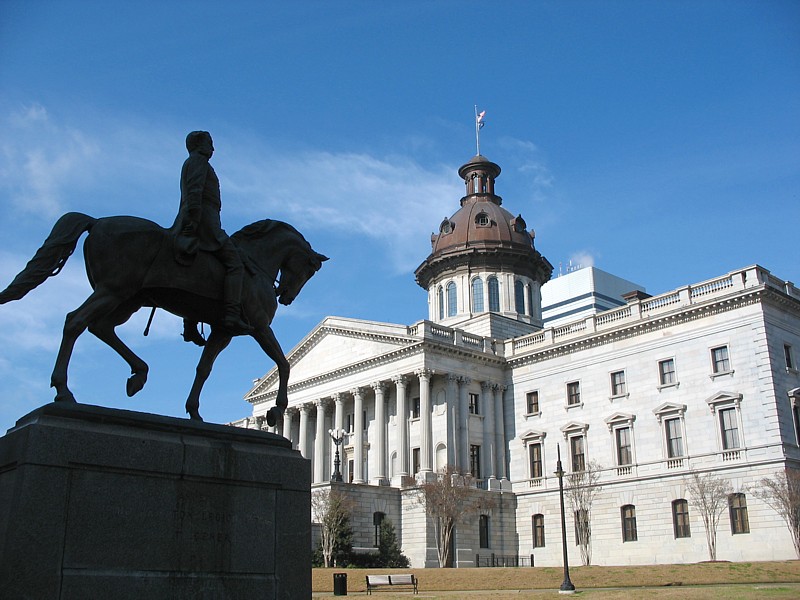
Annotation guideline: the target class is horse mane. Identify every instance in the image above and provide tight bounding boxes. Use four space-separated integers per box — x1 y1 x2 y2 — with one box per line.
231 219 308 247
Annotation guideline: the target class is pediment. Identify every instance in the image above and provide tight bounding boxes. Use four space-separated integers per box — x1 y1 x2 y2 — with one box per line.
604 412 636 426
705 391 742 411
652 402 687 417
560 421 589 435
520 429 547 441
245 316 417 400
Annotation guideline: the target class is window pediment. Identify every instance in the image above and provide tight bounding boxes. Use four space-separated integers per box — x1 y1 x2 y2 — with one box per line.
705 391 742 412
521 429 547 442
653 402 687 422
604 412 636 431
560 421 589 437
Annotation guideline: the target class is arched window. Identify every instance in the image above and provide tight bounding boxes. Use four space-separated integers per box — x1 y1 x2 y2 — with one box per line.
437 286 444 320
515 280 525 314
472 277 484 312
527 285 534 316
621 505 638 542
373 512 385 547
488 276 500 312
446 282 457 317
532 514 545 548
672 499 691 538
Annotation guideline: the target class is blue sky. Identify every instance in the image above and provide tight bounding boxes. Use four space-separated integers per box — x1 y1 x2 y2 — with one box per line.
0 1 798 432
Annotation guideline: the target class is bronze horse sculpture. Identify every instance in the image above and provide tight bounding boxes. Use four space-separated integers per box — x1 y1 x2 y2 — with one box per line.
0 212 327 423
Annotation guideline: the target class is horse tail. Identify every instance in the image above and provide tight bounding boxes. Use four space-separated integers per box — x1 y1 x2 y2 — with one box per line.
0 212 97 304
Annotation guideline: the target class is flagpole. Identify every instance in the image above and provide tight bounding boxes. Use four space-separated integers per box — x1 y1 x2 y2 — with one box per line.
474 105 480 155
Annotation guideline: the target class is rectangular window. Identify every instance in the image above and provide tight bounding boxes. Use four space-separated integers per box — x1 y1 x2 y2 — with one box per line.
720 408 740 450
479 514 490 549
729 493 750 534
469 392 480 415
567 381 581 406
574 509 589 546
412 448 420 475
411 397 421 419
666 418 684 458
529 442 543 479
672 499 691 538
570 435 585 472
711 345 731 374
616 427 632 466
532 514 545 548
659 358 676 385
348 459 354 483
786 344 795 370
611 371 626 396
470 444 481 479
526 391 539 414
621 505 638 542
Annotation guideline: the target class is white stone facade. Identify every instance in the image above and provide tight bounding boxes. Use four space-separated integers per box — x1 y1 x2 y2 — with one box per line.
237 264 800 567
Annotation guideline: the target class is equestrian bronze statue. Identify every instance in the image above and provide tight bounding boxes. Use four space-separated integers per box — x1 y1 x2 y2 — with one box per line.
0 132 327 424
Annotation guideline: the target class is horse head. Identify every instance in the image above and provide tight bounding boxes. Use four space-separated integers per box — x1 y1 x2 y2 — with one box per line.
276 249 328 305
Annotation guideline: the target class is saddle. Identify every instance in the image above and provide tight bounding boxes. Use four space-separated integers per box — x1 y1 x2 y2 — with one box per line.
140 230 226 301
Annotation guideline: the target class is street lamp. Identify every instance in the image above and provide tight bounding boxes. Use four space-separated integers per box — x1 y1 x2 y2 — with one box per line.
329 428 346 483
555 443 575 594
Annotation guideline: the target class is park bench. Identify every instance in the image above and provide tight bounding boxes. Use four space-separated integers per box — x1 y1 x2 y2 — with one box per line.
365 574 418 594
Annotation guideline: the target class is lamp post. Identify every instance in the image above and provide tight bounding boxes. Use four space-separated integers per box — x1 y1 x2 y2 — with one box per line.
555 443 575 594
329 428 346 483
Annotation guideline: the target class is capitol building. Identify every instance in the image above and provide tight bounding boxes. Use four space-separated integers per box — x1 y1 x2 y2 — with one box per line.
235 153 800 567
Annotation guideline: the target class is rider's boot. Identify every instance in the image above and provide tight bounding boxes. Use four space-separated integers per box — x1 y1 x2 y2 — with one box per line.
182 319 206 346
224 303 253 335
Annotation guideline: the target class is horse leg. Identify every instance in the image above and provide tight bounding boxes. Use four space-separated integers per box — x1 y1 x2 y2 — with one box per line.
51 290 123 403
87 302 149 397
252 326 289 427
185 329 232 421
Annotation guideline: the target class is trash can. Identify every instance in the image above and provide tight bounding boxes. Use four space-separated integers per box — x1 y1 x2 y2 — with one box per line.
333 572 347 596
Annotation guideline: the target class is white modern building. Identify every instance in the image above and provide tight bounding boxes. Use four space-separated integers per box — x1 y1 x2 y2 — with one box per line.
235 153 800 567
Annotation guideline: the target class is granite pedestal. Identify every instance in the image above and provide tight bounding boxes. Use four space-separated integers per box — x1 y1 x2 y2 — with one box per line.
0 403 310 599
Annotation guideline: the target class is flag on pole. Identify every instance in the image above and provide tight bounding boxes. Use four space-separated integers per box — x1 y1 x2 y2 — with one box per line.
476 110 486 129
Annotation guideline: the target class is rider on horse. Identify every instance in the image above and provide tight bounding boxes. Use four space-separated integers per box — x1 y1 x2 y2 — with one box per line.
173 131 251 343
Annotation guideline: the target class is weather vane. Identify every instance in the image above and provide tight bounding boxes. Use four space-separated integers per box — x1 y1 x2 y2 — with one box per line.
474 105 486 155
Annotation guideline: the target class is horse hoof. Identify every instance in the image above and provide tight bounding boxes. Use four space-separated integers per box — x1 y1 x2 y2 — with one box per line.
266 406 282 427
187 409 204 422
126 373 147 397
54 391 76 403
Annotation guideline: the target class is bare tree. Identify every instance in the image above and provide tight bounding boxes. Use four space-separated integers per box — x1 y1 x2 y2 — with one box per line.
752 468 800 558
311 486 355 568
416 465 492 568
685 471 732 561
565 460 603 566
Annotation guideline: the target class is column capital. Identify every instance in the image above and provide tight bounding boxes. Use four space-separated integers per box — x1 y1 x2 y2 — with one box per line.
459 376 472 386
415 368 433 381
447 373 460 384
392 374 408 387
332 392 345 406
481 380 494 390
315 398 331 411
299 403 312 414
284 406 299 417
371 381 388 394
350 387 365 398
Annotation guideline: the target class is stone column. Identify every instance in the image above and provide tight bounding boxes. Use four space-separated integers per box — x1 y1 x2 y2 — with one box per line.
459 376 471 474
372 382 387 485
313 399 329 484
393 375 409 477
494 385 507 479
298 403 310 460
481 381 495 480
417 369 433 474
282 407 295 443
352 388 365 484
446 374 459 469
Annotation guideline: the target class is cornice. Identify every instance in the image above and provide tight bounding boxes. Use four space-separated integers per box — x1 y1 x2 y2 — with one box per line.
507 287 770 369
249 334 506 405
